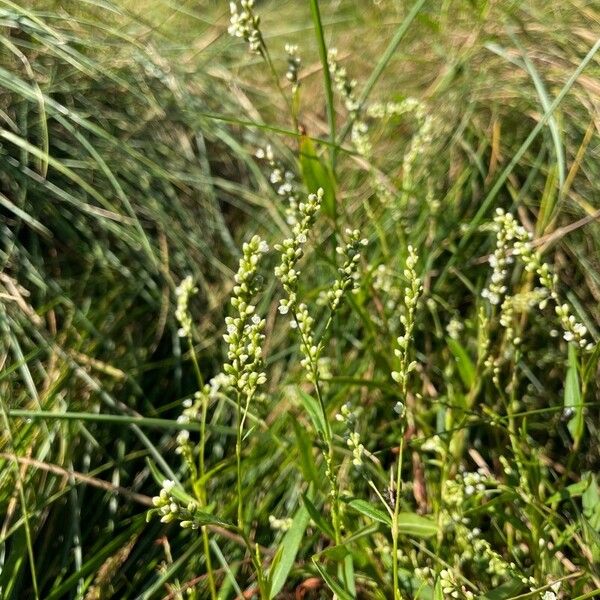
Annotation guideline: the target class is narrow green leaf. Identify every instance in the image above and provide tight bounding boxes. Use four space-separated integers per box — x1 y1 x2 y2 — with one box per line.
447 338 476 389
396 513 438 538
6 409 199 431
312 561 353 600
582 474 600 532
308 0 336 171
434 579 444 600
348 499 391 526
318 544 350 562
343 554 356 597
269 503 311 598
582 341 600 386
302 494 335 539
296 389 327 438
479 578 523 599
292 420 320 485
546 479 590 505
564 345 584 445
299 136 336 220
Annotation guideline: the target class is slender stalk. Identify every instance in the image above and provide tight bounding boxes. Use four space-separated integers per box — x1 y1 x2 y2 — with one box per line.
293 311 341 543
239 532 268 600
235 389 245 532
391 437 405 600
261 45 296 131
187 338 217 600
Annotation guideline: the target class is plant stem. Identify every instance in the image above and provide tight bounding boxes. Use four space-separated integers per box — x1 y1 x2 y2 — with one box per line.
293 310 341 544
235 389 244 532
391 436 405 600
188 338 217 600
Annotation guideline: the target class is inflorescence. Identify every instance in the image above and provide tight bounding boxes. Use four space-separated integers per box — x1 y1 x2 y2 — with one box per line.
228 0 262 54
223 235 269 397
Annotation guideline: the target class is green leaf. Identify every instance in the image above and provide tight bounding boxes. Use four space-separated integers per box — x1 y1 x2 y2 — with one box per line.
546 479 590 505
318 544 350 562
312 561 353 600
343 554 356 598
582 473 600 532
296 389 327 438
433 579 444 600
582 341 600 386
193 510 233 529
564 345 584 445
302 494 335 539
292 420 320 485
446 338 475 389
268 502 311 598
479 578 524 599
396 513 438 538
348 499 392 526
299 136 336 220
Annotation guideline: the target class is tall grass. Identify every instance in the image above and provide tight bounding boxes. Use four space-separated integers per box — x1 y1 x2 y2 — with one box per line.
1 0 600 598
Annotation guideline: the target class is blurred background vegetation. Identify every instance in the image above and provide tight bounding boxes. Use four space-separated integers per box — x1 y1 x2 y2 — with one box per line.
1 0 599 598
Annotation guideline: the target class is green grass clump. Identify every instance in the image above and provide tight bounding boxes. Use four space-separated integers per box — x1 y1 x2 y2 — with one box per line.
1 0 600 598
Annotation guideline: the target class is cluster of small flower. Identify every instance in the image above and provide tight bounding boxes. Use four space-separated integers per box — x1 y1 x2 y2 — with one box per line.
366 98 421 120
256 145 299 226
446 317 464 340
351 120 372 159
471 536 511 580
327 48 359 116
336 403 364 467
228 1 262 54
325 50 383 173
372 263 403 315
274 188 323 315
151 479 201 529
402 111 433 195
439 568 475 599
223 236 269 397
285 44 301 89
517 242 592 349
294 303 322 383
391 246 422 395
443 469 494 522
462 470 488 496
175 275 197 338
175 374 228 453
554 303 591 349
499 295 517 345
268 514 293 531
327 49 375 165
481 209 521 306
487 209 593 350
327 229 368 311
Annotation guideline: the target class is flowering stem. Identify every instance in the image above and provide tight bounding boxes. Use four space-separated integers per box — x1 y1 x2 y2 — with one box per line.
261 45 295 129
187 337 217 600
235 388 244 532
391 436 405 600
314 375 342 542
293 310 341 545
